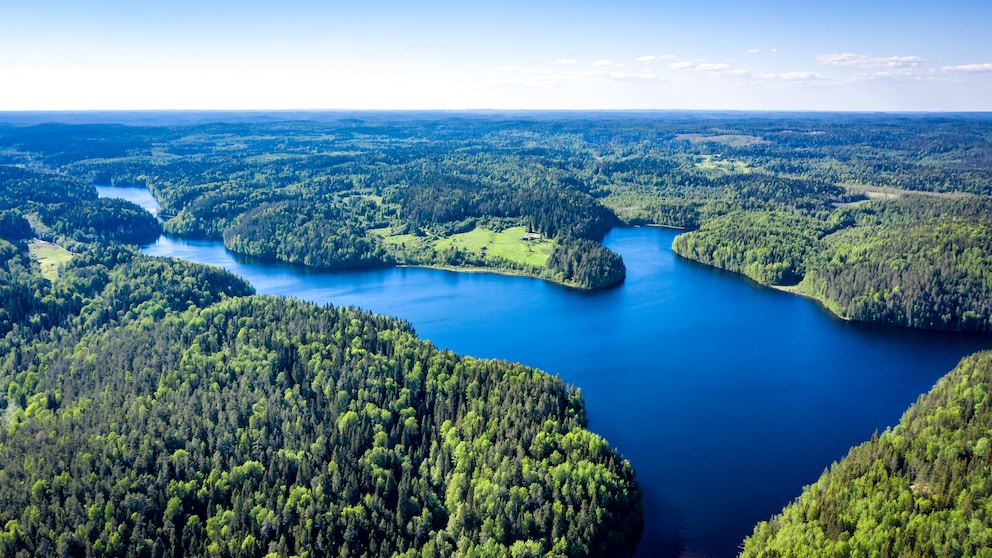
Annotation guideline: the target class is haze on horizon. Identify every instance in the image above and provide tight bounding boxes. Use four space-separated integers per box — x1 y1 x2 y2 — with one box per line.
2 0 991 112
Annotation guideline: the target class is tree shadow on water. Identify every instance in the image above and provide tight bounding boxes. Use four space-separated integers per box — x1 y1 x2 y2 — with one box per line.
632 488 688 558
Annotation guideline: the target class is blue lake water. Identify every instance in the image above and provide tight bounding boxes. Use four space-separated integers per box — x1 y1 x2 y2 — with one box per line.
95 185 162 216
104 187 992 557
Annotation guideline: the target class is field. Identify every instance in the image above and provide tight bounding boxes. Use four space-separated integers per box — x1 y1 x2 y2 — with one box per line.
432 226 556 268
27 240 74 281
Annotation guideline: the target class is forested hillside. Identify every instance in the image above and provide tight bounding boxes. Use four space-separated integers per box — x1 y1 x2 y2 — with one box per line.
0 166 160 248
0 237 642 556
742 351 992 557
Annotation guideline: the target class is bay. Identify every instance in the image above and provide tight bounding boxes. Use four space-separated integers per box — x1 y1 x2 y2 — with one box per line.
104 187 992 557
95 185 162 217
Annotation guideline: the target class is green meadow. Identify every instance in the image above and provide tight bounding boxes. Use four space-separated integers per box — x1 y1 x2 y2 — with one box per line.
27 240 74 281
433 226 555 268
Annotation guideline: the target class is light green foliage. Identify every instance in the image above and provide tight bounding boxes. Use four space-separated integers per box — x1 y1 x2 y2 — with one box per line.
0 242 642 557
799 215 992 332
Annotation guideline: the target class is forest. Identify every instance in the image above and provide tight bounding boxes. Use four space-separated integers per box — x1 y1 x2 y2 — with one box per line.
4 113 992 326
0 203 642 556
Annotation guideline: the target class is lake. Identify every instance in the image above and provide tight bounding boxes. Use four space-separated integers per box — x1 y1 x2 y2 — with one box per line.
104 186 992 557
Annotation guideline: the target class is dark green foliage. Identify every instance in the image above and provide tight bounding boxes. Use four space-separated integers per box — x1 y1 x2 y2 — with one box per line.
715 173 843 216
6 113 992 313
0 123 160 167
0 210 31 241
833 196 992 228
0 242 643 557
672 211 827 286
0 166 159 246
224 201 392 269
101 256 256 317
36 198 161 245
5 120 630 288
799 217 992 332
548 238 626 289
163 184 289 239
0 165 94 206
0 240 47 336
672 197 992 331
742 351 992 557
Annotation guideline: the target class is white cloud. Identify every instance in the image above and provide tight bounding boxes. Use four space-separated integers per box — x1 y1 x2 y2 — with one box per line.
489 65 660 88
696 63 731 72
592 59 623 67
755 71 824 81
666 61 750 78
607 71 663 82
818 53 922 68
748 49 759 54
493 66 551 74
637 54 677 61
549 58 578 65
669 61 738 73
942 63 992 72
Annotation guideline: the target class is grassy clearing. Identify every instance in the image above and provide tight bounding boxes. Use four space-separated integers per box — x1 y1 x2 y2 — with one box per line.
27 240 74 281
676 133 768 147
434 226 555 267
840 184 975 201
695 154 751 175
380 233 425 249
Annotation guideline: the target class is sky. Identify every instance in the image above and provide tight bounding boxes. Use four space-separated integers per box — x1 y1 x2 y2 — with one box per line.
2 0 991 112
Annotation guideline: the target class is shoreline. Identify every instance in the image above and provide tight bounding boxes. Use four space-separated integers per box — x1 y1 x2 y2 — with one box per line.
768 284 851 322
397 263 591 291
644 223 688 231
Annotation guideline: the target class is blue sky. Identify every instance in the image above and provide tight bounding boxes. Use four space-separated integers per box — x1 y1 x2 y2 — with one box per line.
2 0 991 111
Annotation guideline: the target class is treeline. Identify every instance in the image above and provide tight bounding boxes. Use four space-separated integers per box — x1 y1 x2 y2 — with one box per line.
672 211 827 286
0 240 643 557
799 216 992 332
742 351 992 556
392 182 618 242
0 165 160 247
224 201 392 269
672 195 992 333
5 113 992 305
11 121 628 287
547 238 626 290
0 239 48 337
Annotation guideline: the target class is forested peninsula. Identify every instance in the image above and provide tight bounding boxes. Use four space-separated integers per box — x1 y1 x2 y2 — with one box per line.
4 113 992 327
0 172 642 556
